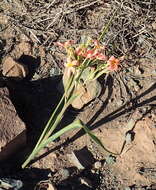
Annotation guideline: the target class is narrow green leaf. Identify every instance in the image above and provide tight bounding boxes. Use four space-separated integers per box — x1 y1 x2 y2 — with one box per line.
78 120 119 155
39 120 81 149
98 7 120 42
22 119 118 168
93 69 108 80
64 73 75 95
22 120 80 168
34 94 65 149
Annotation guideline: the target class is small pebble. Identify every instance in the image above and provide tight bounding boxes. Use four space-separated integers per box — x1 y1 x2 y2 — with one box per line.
35 181 57 190
67 148 94 170
125 132 134 143
152 21 156 30
94 161 102 169
50 67 61 77
91 169 95 173
124 187 131 190
79 177 92 188
105 155 116 164
0 178 23 190
152 69 156 75
134 85 140 92
117 99 123 106
135 67 142 75
67 153 84 170
60 168 70 180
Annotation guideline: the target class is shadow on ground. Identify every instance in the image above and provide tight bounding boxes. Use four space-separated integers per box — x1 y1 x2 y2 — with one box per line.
7 76 63 143
69 82 156 143
3 74 156 165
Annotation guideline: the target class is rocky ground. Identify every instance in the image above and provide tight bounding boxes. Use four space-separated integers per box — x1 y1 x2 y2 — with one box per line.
0 0 156 190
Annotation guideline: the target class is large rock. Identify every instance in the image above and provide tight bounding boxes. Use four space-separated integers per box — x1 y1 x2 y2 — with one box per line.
62 67 102 109
71 80 102 109
0 87 26 161
2 56 29 79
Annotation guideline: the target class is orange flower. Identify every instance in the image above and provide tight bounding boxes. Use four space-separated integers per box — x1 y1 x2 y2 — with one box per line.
107 56 120 71
75 47 86 56
75 40 106 61
84 49 96 59
75 47 95 59
82 49 106 61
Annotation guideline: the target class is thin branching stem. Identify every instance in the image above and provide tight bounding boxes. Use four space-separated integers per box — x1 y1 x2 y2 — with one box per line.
98 7 120 42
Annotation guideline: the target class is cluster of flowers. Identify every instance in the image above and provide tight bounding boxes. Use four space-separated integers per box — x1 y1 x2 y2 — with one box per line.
55 38 120 72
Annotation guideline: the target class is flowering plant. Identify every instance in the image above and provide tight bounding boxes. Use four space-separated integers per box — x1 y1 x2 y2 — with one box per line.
22 37 120 168
57 37 120 80
22 10 121 168
59 37 121 110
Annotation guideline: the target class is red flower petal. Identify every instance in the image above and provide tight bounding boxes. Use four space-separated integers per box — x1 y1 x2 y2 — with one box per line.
107 56 120 71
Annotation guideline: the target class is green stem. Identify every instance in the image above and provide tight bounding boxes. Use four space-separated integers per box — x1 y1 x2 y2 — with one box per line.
35 120 81 154
28 73 76 154
22 75 77 168
42 96 72 141
22 120 80 169
34 94 65 150
22 118 119 168
98 8 119 42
